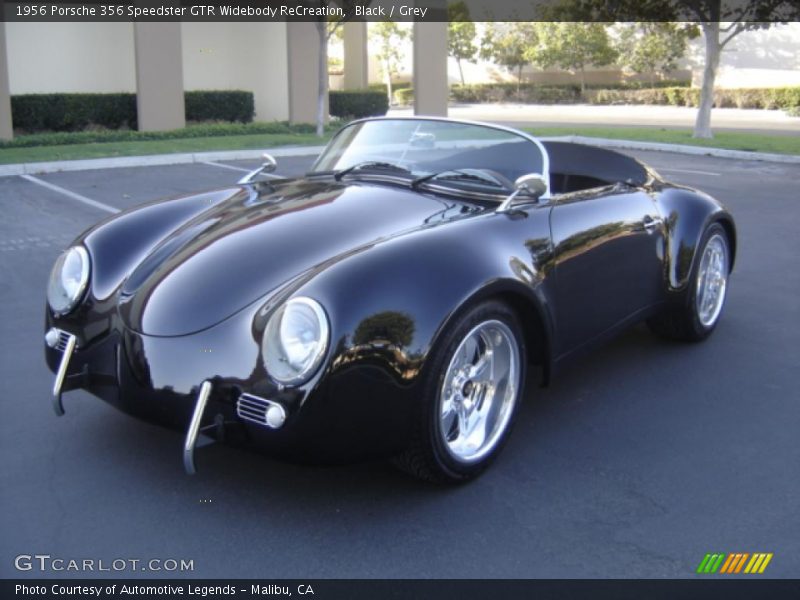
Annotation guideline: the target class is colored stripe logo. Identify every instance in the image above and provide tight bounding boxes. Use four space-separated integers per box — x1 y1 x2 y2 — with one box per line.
696 553 773 574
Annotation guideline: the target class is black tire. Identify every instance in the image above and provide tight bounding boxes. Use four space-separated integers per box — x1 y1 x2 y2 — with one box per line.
393 300 527 484
648 222 730 342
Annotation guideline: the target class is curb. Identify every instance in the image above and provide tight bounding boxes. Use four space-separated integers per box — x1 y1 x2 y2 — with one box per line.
557 136 800 164
0 145 328 177
1 137 798 177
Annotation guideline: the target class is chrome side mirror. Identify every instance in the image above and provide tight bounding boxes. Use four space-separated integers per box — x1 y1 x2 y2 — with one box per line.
496 173 547 213
238 153 278 184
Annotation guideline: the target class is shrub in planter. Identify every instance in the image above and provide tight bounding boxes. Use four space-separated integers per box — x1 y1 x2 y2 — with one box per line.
329 90 389 118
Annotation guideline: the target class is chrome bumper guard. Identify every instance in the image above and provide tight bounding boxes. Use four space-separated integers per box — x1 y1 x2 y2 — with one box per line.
46 327 77 416
183 380 213 475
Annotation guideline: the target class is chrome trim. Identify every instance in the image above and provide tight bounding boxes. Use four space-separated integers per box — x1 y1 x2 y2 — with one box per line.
48 245 91 317
263 296 330 387
51 332 77 416
237 393 287 429
183 380 213 475
310 116 552 200
238 153 278 184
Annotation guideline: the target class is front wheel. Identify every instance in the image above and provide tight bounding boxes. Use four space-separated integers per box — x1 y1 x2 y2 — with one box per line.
648 222 731 342
394 301 526 483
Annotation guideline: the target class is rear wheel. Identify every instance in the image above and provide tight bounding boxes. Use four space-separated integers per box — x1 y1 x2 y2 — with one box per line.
394 301 526 483
648 223 730 342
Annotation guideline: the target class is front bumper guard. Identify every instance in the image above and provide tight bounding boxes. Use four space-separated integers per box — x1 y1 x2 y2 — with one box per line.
47 328 289 475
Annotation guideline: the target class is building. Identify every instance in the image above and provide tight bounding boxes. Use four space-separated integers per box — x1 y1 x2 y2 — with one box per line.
0 21 448 140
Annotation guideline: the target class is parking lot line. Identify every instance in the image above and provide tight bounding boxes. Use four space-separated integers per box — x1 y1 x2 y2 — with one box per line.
20 174 120 214
202 161 286 179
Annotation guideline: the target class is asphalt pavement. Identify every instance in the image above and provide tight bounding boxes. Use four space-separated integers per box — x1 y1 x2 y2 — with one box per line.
0 150 798 579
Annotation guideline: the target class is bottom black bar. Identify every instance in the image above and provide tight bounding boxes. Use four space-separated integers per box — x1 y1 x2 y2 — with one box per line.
3 579 800 600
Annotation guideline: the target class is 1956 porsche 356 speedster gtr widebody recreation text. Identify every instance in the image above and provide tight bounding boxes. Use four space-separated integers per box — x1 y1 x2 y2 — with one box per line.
44 117 735 482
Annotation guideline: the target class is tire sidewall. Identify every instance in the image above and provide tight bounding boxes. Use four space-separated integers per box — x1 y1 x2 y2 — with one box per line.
423 300 527 481
686 223 730 339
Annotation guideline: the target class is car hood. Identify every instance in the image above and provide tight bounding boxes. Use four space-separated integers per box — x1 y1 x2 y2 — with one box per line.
118 179 466 336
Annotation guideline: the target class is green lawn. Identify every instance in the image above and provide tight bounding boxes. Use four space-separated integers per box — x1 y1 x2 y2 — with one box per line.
0 132 330 165
0 125 797 166
525 126 800 155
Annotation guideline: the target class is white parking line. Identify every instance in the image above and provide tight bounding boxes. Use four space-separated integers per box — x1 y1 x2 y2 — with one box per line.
20 174 120 214
655 167 721 177
202 161 286 179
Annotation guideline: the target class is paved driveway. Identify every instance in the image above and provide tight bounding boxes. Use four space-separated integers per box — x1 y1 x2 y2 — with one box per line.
0 150 798 579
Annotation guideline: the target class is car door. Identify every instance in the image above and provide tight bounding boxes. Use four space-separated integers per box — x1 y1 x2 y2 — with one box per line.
549 184 666 356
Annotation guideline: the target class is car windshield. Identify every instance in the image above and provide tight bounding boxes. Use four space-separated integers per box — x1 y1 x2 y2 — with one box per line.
311 118 547 195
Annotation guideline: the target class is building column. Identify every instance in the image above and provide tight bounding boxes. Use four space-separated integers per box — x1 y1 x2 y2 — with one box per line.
134 22 185 131
343 21 368 90
0 23 13 140
286 22 322 124
412 15 448 117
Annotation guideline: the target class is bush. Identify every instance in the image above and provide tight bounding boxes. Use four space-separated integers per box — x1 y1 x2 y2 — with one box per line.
10 90 255 133
394 88 414 106
0 121 330 149
184 90 254 123
11 93 138 132
329 90 389 118
450 83 583 104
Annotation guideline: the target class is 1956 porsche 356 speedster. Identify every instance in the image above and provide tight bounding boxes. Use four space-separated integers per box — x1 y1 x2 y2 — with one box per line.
44 117 735 482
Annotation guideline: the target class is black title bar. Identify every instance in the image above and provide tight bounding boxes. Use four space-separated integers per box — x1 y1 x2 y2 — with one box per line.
2 0 800 22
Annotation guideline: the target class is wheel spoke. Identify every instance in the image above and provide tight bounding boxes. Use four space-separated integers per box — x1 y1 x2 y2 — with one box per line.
437 319 520 463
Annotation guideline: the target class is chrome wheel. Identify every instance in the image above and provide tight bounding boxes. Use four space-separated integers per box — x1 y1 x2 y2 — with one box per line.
438 319 521 464
695 233 729 327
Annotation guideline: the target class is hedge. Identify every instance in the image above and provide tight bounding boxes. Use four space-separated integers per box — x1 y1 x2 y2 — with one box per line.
0 121 328 149
184 90 253 123
585 86 800 110
329 90 389 118
449 82 800 111
10 90 256 133
394 88 414 106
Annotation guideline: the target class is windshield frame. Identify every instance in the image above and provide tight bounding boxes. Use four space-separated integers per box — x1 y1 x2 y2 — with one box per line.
309 116 551 201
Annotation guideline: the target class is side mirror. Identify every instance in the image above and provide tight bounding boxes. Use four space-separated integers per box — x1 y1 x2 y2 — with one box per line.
497 173 547 213
260 153 277 174
238 153 278 184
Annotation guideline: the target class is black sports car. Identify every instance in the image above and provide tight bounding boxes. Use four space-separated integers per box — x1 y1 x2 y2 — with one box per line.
44 117 735 483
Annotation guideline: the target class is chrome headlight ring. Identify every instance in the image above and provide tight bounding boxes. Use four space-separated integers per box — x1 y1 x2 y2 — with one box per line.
47 246 90 317
261 296 330 386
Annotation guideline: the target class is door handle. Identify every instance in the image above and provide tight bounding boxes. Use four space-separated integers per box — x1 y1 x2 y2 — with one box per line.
643 215 663 233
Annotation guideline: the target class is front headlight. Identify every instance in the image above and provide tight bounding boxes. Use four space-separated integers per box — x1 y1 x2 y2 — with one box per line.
47 246 90 316
262 297 330 386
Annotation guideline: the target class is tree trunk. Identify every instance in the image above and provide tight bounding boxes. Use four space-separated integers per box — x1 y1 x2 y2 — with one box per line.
316 23 328 137
579 67 586 95
694 22 721 139
516 65 522 100
384 59 393 105
457 59 465 86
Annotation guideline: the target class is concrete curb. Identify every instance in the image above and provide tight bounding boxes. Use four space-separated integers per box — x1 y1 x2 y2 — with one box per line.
1 136 798 178
557 136 800 164
0 145 328 177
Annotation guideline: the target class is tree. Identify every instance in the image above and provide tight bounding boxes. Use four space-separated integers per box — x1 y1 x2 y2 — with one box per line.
533 22 617 94
370 21 411 106
544 0 799 138
447 2 478 85
480 22 539 96
671 1 798 138
311 1 370 137
615 22 697 86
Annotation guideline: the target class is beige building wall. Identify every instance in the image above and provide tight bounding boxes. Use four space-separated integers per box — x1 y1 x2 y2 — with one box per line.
6 22 136 93
181 22 289 121
690 22 800 88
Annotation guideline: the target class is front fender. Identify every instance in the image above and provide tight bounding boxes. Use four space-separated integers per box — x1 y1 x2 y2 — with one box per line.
297 209 556 389
656 186 736 292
